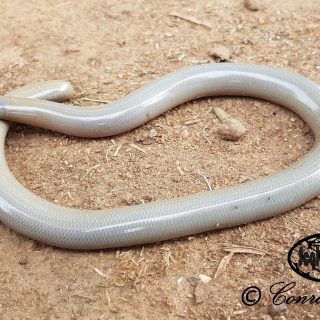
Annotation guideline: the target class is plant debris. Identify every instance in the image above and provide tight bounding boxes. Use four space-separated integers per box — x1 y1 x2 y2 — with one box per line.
169 11 212 29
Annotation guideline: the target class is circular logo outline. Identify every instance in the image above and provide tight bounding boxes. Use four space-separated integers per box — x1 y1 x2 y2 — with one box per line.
242 286 262 306
288 233 320 282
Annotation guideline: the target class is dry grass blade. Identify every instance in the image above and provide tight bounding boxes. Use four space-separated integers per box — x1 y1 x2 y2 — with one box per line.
223 246 269 255
169 11 212 29
214 252 234 279
129 143 146 154
197 170 213 191
93 267 106 277
78 97 110 104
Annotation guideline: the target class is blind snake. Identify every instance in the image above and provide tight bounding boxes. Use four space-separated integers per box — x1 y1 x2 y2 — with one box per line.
0 63 320 249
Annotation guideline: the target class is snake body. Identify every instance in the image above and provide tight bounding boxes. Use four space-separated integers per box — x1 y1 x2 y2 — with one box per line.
0 63 320 249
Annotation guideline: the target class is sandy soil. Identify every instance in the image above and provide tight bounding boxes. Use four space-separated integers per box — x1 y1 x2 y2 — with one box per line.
0 0 320 319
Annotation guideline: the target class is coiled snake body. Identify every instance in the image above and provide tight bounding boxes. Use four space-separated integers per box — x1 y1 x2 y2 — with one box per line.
0 63 320 249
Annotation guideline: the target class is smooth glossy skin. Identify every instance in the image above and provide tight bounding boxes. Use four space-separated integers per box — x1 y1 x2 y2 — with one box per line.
1 63 320 249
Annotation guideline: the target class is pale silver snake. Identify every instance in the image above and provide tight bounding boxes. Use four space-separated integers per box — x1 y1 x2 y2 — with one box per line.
0 63 319 249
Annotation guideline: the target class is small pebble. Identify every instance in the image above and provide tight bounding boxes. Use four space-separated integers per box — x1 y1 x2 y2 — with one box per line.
171 176 182 183
19 258 28 265
208 44 231 62
177 276 184 284
181 129 190 138
199 274 212 284
268 303 287 317
177 276 185 288
260 315 272 320
261 165 274 175
194 282 207 304
148 128 158 138
121 192 135 205
244 0 260 11
217 118 247 141
275 263 285 273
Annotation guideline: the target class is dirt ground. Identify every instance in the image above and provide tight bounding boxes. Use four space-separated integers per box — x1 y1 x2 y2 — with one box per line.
0 0 320 319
